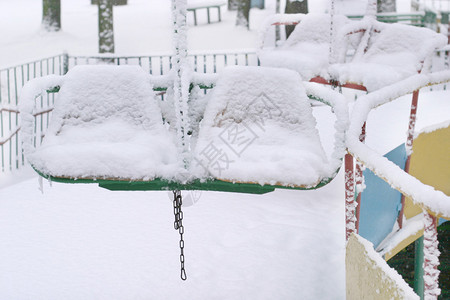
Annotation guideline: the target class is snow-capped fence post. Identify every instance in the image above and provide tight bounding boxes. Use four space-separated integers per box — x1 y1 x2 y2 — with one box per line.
422 211 441 299
63 52 69 75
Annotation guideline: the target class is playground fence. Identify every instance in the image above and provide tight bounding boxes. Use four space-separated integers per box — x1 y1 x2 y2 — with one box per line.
2 49 450 175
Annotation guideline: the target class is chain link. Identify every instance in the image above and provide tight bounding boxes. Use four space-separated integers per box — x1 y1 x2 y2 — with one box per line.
173 190 187 280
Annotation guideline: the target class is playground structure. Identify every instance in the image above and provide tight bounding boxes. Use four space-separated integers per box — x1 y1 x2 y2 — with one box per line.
0 0 447 299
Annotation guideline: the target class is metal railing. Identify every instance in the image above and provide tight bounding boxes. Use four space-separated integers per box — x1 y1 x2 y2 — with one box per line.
0 51 259 175
67 50 259 75
3 48 450 176
0 54 67 173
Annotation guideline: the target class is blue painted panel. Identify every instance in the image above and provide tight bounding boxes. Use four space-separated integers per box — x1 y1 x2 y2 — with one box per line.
359 144 407 248
251 0 265 9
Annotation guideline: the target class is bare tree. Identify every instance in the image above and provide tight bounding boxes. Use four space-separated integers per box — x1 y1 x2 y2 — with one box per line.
377 0 396 13
42 0 61 31
236 0 251 29
285 0 308 38
98 0 115 54
228 0 237 10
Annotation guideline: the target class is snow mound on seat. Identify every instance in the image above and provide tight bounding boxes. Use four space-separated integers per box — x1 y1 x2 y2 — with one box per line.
330 22 447 91
191 66 329 187
28 65 181 181
259 14 350 80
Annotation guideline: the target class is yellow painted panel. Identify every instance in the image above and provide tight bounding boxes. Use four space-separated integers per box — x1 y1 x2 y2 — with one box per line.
346 234 419 300
385 229 424 261
405 125 450 220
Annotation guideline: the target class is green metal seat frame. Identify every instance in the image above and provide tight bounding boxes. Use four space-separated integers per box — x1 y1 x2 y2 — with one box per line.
27 81 342 195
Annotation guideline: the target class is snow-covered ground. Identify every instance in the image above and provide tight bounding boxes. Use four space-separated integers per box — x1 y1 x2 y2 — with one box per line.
0 0 448 299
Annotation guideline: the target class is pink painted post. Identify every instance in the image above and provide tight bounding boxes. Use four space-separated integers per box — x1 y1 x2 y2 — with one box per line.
345 153 356 240
398 90 419 228
355 123 366 233
423 211 441 299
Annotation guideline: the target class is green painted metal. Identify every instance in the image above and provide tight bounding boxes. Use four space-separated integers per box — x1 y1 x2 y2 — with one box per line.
35 166 334 194
414 236 424 299
347 13 426 27
28 84 340 195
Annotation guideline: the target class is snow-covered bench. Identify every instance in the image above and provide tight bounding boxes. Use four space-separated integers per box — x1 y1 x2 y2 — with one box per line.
20 65 347 191
21 65 182 181
191 66 342 188
187 0 227 26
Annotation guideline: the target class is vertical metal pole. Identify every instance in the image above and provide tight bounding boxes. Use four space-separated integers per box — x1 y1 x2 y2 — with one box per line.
398 90 419 228
423 211 440 300
414 236 425 299
355 123 366 233
149 57 153 75
171 0 190 164
345 153 356 240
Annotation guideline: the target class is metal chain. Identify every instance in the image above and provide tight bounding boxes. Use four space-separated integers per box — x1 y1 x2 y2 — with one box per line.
173 190 187 280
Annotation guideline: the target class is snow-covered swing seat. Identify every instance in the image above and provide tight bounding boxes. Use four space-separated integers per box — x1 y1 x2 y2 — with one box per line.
259 13 447 92
20 65 347 194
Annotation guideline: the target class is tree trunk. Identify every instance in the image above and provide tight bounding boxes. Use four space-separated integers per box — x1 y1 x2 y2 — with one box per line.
236 0 250 29
285 0 308 38
228 0 237 10
42 0 61 31
275 0 281 42
377 0 396 13
98 0 115 54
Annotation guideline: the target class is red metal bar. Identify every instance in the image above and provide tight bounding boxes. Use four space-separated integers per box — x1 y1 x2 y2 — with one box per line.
271 21 300 26
309 76 368 92
0 108 20 114
345 153 356 240
341 82 368 92
423 211 440 299
398 90 419 228
355 123 366 233
0 127 20 146
309 76 331 86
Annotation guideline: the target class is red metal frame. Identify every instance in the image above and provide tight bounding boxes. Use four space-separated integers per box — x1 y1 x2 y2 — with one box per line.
345 153 356 240
309 76 368 92
423 211 440 299
271 21 300 26
397 90 419 228
355 122 366 233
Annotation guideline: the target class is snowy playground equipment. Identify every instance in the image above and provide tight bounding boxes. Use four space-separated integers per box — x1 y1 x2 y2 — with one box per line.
12 0 450 298
258 1 449 299
19 0 348 282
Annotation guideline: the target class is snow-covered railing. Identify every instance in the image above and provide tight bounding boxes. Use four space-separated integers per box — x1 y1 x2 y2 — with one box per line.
0 54 67 173
347 71 450 300
0 51 259 175
347 71 450 217
67 50 259 75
